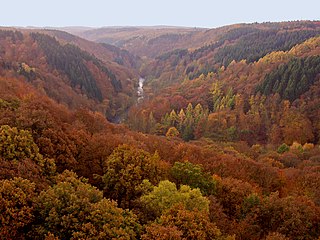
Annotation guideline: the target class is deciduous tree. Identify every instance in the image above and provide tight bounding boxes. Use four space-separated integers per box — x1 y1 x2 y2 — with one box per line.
102 144 166 208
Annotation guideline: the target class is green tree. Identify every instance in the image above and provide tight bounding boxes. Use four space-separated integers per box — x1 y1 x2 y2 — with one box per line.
33 170 140 239
182 117 194 141
0 125 56 179
210 83 235 112
194 103 205 123
211 82 223 112
71 199 140 240
102 145 166 208
140 180 209 219
169 109 179 126
220 88 236 110
277 143 290 154
170 161 216 195
33 170 103 239
185 103 194 118
0 125 43 164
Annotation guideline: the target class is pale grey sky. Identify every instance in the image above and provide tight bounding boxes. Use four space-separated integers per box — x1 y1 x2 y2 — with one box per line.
1 0 319 28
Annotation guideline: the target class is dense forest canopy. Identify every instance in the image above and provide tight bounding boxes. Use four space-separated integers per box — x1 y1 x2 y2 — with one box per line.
1 21 320 239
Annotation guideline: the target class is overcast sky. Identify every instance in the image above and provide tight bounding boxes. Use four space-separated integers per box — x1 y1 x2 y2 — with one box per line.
1 0 319 28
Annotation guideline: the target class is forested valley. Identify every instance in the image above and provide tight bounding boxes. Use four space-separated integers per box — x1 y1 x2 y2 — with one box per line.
1 21 320 239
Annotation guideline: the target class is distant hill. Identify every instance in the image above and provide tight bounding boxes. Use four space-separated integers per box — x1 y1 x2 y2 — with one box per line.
141 21 320 89
72 26 208 58
67 21 320 59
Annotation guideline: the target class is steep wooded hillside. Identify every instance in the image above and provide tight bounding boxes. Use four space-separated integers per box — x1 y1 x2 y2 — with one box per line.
141 22 320 88
125 27 320 146
39 29 142 70
0 28 140 120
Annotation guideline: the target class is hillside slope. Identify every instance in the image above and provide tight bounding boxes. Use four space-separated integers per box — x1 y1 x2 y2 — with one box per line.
0 29 140 120
122 23 320 146
69 21 320 59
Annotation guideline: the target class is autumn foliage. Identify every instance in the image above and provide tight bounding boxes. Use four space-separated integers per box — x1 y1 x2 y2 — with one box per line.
1 22 320 239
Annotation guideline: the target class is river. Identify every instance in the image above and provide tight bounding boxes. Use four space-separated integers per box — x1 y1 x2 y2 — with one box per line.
108 77 145 123
137 77 145 103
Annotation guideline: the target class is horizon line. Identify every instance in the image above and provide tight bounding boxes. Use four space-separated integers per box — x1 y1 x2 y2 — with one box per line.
1 19 319 30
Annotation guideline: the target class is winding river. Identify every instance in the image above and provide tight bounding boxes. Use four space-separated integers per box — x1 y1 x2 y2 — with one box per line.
110 77 145 123
137 77 145 103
